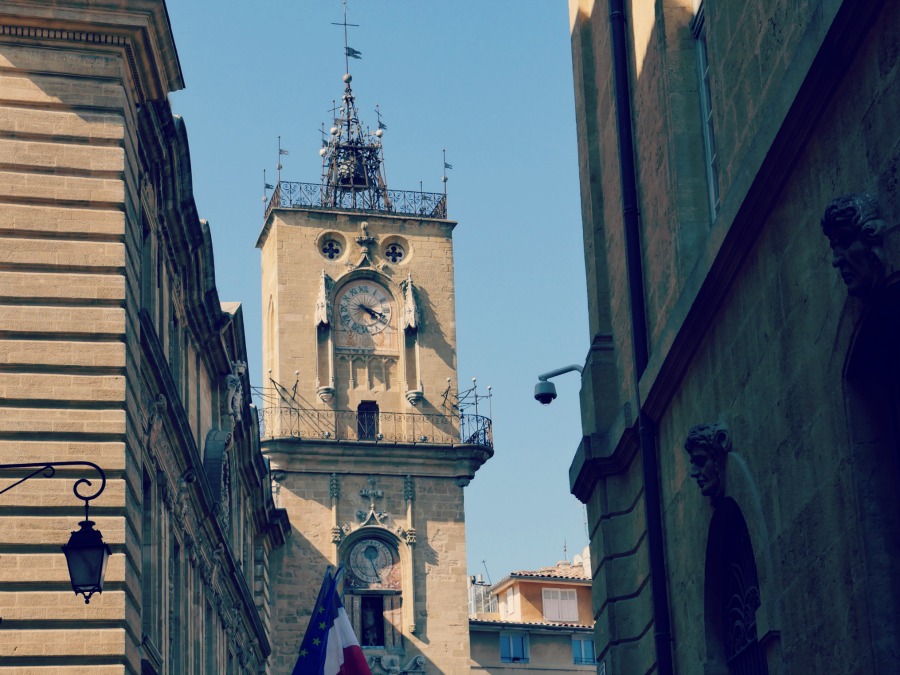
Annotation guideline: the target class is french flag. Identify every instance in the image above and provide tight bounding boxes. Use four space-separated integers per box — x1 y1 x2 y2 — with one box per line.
293 566 372 675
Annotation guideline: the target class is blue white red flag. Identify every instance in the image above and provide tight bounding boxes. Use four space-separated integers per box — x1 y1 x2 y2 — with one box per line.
292 565 371 675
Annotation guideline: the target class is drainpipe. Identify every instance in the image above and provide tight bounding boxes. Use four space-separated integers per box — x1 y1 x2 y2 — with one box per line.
607 0 674 672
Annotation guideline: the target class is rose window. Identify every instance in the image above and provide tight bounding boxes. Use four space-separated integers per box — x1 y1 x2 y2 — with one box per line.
385 243 405 263
322 240 342 260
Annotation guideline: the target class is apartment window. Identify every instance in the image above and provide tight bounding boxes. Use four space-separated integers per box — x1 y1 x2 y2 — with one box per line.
572 635 595 665
692 2 719 219
499 633 529 664
503 587 517 617
542 588 578 622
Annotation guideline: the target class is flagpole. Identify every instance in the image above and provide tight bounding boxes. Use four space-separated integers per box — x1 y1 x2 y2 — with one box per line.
277 135 282 185
343 0 349 73
442 148 448 201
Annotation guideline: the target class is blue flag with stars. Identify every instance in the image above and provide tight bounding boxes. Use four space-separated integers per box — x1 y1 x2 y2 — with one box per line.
292 565 371 675
292 566 336 674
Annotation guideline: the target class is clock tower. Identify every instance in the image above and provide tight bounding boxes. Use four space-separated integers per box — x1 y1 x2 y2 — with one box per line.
257 69 492 673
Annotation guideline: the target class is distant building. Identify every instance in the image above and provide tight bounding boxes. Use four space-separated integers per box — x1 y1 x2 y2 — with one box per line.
469 556 596 673
568 0 900 673
0 2 288 672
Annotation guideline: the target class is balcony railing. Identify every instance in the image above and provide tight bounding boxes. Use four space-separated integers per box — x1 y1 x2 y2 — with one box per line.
259 407 492 451
265 181 447 221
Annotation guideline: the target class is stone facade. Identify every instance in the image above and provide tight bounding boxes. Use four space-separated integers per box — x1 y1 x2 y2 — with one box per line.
0 2 288 672
259 185 491 670
568 0 900 673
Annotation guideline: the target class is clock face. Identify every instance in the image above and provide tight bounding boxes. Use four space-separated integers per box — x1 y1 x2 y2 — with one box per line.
333 280 397 351
336 281 393 335
348 538 394 584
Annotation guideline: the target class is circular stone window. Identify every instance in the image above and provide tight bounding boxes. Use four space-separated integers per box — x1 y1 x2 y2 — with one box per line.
321 238 343 260
384 242 405 264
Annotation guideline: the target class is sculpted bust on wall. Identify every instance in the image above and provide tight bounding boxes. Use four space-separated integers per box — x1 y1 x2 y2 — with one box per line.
684 424 731 503
821 193 889 298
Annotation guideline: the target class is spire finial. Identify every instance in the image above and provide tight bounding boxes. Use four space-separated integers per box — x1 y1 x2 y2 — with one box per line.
332 0 360 75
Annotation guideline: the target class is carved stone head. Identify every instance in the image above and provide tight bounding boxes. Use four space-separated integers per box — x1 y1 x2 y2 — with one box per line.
684 423 731 502
821 193 888 297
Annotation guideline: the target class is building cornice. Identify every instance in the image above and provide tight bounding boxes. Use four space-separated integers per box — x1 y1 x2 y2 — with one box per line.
0 0 184 100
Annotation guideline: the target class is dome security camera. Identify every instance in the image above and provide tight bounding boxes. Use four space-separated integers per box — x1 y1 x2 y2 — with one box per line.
534 380 558 405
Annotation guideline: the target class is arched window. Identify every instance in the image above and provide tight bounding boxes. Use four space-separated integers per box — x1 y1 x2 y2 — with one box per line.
705 498 768 675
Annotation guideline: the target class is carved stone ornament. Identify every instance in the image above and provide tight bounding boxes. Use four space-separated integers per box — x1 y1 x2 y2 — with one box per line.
821 193 891 298
348 221 384 270
315 270 334 326
404 527 417 545
330 472 340 499
400 272 419 331
404 475 415 502
144 393 167 451
331 526 343 544
684 423 732 503
360 476 384 508
225 377 242 424
405 388 424 406
369 655 401 674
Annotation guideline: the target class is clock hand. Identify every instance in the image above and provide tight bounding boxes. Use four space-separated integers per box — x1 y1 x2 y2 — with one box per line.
358 304 387 322
370 559 380 580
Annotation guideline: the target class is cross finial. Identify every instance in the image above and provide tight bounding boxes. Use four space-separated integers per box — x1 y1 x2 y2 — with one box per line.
331 0 360 74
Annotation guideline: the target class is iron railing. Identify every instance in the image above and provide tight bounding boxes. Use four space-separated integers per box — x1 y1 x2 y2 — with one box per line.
265 181 447 221
259 407 492 451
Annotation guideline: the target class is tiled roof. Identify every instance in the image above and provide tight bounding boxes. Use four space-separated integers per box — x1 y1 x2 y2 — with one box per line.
506 561 590 581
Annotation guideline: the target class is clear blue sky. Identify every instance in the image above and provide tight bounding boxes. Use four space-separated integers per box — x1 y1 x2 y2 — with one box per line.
167 0 590 581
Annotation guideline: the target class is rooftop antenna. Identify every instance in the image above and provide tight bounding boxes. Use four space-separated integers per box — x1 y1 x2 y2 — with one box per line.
563 539 568 563
482 560 492 586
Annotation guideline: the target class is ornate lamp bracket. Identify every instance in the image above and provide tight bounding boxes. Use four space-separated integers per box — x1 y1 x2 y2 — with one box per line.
0 461 106 521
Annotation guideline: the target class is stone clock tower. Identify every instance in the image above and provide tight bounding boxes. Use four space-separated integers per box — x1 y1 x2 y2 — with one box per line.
257 71 492 673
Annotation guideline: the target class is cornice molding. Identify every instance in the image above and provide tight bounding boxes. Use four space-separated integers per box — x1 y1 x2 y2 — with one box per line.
0 0 184 100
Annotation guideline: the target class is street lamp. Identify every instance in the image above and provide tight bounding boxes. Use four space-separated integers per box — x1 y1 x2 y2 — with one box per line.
0 462 109 604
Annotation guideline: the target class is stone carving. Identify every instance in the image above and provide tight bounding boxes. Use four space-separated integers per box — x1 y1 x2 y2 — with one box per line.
144 393 167 451
821 193 890 298
404 475 415 502
404 527 417 545
315 270 334 326
360 476 384 508
330 472 340 499
400 272 419 331
331 526 343 543
174 469 196 529
226 361 247 424
684 423 731 502
369 654 401 674
349 221 382 269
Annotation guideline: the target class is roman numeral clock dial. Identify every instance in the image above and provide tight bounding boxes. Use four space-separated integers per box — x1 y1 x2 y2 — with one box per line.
334 280 394 349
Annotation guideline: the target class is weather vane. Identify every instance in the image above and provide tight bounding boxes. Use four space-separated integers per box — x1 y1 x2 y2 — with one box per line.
332 0 361 73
